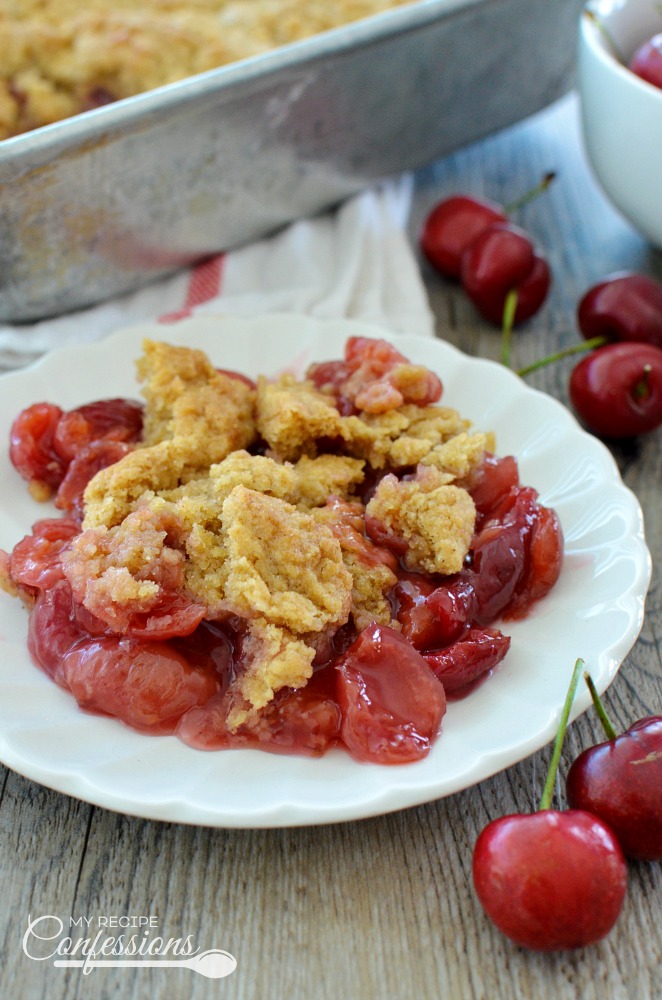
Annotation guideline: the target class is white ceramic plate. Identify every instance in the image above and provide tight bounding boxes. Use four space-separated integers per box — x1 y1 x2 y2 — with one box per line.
0 315 651 828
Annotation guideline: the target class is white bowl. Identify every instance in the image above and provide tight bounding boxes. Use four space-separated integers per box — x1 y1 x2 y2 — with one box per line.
578 0 662 247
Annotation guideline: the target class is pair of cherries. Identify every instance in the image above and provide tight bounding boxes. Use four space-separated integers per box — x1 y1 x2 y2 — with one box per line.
473 659 662 951
420 183 552 326
568 274 662 438
421 188 662 440
517 270 662 439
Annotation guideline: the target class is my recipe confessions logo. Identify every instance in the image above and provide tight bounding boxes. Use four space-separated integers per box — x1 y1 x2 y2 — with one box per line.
23 913 237 979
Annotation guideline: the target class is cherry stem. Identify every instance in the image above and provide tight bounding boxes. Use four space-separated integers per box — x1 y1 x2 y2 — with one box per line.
503 172 557 215
583 9 627 65
539 657 585 811
516 335 607 377
584 671 619 741
500 289 518 367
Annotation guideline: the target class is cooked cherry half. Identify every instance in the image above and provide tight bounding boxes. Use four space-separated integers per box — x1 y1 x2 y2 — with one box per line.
336 624 447 764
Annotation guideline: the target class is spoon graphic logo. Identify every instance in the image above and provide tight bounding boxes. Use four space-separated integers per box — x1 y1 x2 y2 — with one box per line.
186 950 237 979
54 948 238 979
23 914 238 978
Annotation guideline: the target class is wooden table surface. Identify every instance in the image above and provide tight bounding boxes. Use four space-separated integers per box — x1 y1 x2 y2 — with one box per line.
1 92 660 1000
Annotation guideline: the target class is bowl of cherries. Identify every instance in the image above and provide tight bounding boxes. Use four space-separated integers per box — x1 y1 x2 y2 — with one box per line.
578 0 662 248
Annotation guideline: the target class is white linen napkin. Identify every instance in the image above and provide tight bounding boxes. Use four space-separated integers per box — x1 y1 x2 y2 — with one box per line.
0 175 434 371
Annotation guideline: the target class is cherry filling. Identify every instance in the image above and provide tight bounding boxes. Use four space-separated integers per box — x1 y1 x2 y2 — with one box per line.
176 662 343 757
55 440 134 516
10 517 81 596
336 624 447 764
5 384 563 765
10 397 143 504
390 464 563 698
9 450 562 763
308 336 442 415
424 628 511 695
10 403 67 492
28 581 225 735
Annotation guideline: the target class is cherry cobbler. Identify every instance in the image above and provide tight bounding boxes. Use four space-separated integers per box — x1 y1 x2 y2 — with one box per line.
1 0 415 139
0 336 563 765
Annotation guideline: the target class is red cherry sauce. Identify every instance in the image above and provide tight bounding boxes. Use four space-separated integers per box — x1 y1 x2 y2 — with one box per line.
6 379 562 763
308 336 442 415
10 398 143 503
9 449 563 760
390 454 563 697
27 579 228 735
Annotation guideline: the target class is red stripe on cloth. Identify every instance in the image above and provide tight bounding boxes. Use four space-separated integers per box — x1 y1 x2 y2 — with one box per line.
159 253 226 323
186 254 225 307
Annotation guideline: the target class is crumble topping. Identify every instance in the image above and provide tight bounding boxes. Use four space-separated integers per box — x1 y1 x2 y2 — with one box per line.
420 431 494 478
256 375 344 461
365 465 477 575
83 438 196 530
83 340 256 528
62 507 186 630
256 373 477 470
33 337 490 721
216 486 353 633
228 618 316 729
339 405 473 469
1 0 415 139
290 454 366 509
0 549 18 598
136 339 256 460
312 498 398 630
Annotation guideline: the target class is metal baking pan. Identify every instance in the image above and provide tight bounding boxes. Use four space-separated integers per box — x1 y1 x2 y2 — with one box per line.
0 0 583 323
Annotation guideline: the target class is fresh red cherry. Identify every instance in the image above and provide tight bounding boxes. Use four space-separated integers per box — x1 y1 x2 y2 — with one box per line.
460 223 551 326
566 674 662 861
568 718 662 861
629 33 662 90
569 341 662 438
472 658 627 950
420 173 555 280
473 810 627 950
517 272 662 378
420 195 506 279
578 272 662 348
